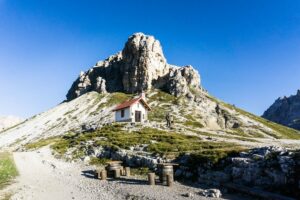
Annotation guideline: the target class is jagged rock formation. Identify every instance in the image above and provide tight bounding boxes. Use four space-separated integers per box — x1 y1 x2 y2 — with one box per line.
262 90 300 130
66 33 201 100
1 33 300 150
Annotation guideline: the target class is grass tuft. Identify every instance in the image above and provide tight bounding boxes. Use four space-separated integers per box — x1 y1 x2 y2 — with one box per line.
0 152 18 190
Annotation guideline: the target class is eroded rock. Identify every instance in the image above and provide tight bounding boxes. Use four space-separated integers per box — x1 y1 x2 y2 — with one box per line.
66 33 201 100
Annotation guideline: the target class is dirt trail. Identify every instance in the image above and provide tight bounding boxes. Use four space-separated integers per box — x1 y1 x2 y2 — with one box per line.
11 148 120 200
8 148 252 200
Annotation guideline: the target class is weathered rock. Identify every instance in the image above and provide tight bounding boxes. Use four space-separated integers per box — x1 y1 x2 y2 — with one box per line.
199 189 222 198
95 77 107 93
66 33 201 100
182 192 194 198
83 156 91 164
262 89 300 130
167 66 201 97
121 33 170 93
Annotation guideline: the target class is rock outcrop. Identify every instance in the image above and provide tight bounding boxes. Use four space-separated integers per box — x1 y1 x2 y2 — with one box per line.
66 33 201 100
262 89 300 130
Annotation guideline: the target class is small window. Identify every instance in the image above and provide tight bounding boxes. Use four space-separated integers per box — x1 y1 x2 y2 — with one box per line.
121 109 125 118
143 114 144 119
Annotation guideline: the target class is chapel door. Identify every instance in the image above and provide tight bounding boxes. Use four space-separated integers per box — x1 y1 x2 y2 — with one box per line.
135 111 141 122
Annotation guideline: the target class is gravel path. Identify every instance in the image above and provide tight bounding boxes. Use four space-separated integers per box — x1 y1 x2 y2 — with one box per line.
9 148 253 200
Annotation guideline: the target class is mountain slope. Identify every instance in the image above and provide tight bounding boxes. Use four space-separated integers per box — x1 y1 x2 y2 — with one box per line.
263 89 300 130
0 33 299 150
1 89 300 150
0 116 23 132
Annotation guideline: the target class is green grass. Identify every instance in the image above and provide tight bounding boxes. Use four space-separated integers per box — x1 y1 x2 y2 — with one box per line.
148 90 179 121
208 94 300 139
0 152 18 190
183 114 204 128
89 92 133 116
131 167 150 177
50 124 243 164
233 106 300 139
148 90 178 104
106 92 133 107
89 157 112 166
24 137 60 150
188 147 244 166
192 130 258 143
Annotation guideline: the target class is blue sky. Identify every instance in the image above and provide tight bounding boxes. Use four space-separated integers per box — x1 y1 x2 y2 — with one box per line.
1 0 300 118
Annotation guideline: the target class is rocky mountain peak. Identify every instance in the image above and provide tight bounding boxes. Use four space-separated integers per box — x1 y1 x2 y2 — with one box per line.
66 33 202 100
262 89 300 130
121 32 170 93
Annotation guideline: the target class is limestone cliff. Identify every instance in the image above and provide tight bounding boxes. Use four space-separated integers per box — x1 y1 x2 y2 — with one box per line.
66 33 201 100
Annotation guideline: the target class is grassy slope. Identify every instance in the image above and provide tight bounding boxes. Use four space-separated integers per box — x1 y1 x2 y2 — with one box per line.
27 124 244 164
225 103 300 139
23 90 300 169
147 90 204 128
0 152 18 190
207 95 300 139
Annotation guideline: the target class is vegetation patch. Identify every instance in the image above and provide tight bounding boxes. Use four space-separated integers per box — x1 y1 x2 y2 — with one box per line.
209 96 300 139
24 137 60 150
0 152 18 190
131 167 150 177
106 93 133 107
188 147 244 166
49 124 242 164
89 157 112 166
148 90 183 121
234 107 300 139
183 114 204 129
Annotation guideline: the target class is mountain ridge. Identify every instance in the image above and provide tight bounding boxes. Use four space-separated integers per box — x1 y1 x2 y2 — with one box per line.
66 32 202 101
262 89 300 130
0 33 299 150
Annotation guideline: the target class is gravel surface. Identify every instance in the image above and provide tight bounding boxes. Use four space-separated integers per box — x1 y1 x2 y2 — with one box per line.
8 148 254 200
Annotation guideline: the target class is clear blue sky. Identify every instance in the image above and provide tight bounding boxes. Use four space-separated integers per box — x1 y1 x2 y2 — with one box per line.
1 0 300 118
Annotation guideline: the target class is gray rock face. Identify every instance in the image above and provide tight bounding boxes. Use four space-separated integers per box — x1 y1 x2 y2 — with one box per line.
66 33 201 100
121 33 170 93
188 146 298 191
199 189 222 198
262 89 300 130
167 66 201 97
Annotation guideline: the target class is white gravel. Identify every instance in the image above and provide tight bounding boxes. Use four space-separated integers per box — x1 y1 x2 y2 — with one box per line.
7 147 253 200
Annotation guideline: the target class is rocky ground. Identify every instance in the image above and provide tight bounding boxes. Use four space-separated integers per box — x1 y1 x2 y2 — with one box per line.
0 147 255 200
0 116 23 132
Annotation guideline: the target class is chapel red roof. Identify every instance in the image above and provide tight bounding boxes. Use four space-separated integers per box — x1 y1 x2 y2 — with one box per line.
113 97 151 111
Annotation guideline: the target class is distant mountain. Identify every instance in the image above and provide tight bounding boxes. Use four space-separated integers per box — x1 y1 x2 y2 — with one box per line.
0 116 23 132
0 33 299 149
262 90 300 130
